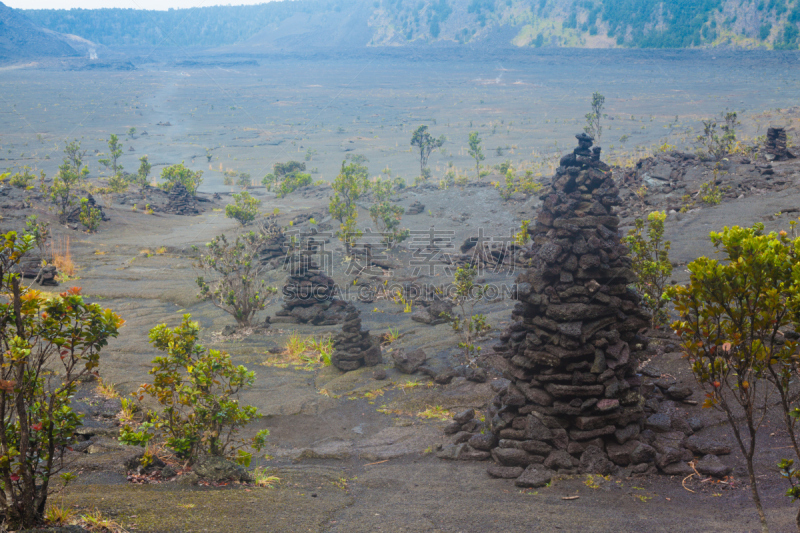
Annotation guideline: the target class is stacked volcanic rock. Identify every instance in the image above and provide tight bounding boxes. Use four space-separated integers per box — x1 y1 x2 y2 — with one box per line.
163 183 201 215
440 134 673 485
276 252 353 325
258 220 288 269
330 308 382 371
766 127 794 160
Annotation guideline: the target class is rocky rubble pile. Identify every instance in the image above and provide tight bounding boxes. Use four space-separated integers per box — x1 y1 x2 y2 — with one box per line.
330 308 382 371
766 127 795 161
163 183 201 215
438 134 715 485
276 252 353 325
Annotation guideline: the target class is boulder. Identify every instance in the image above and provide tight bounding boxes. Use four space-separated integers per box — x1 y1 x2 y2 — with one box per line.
392 348 427 374
514 464 556 488
192 455 251 483
695 454 732 477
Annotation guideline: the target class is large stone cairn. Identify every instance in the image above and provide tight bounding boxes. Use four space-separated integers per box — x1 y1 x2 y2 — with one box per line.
766 127 794 161
163 183 201 215
462 133 655 483
330 308 382 371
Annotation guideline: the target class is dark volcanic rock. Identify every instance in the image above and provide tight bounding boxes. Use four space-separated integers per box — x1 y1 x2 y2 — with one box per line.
392 348 427 374
514 464 556 488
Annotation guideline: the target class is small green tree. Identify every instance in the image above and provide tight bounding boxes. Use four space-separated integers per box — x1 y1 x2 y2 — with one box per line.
205 148 213 163
329 161 369 249
195 227 279 328
51 141 89 223
369 177 408 247
134 155 151 187
410 125 445 180
623 211 672 327
668 224 800 533
120 315 268 465
0 232 123 529
584 92 605 143
98 134 123 177
79 197 102 233
160 162 203 195
237 172 252 190
225 191 261 226
127 127 136 138
24 214 50 256
445 267 490 365
271 161 311 197
468 131 485 179
696 111 740 160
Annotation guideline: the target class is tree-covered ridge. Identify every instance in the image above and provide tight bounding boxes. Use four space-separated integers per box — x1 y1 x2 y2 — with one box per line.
22 1 349 48
21 0 800 49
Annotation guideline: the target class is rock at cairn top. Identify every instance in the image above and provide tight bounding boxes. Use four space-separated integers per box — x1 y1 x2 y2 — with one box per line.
441 134 657 477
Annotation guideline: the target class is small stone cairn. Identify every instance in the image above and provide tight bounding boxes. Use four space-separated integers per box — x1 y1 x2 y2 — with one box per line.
163 183 201 215
330 308 382 371
766 127 794 161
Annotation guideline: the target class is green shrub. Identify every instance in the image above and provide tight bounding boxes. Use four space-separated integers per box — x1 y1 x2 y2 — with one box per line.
276 172 312 198
79 197 102 233
668 224 800 532
623 211 672 327
225 191 261 226
120 315 268 465
196 228 279 327
330 161 369 249
8 167 38 188
160 162 203 195
445 267 490 364
0 232 122 528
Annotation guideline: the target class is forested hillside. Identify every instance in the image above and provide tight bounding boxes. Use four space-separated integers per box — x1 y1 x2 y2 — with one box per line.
21 0 800 50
